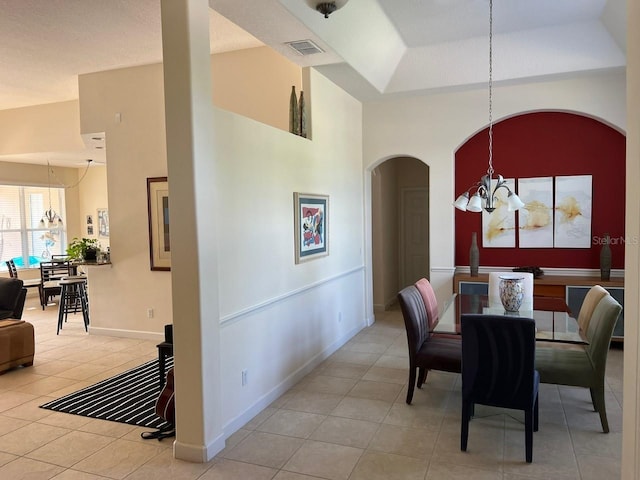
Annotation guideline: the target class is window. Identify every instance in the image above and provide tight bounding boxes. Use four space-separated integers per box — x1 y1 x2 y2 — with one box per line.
0 184 67 270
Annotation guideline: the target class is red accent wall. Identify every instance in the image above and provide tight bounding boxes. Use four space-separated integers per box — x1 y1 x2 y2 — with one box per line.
455 112 625 269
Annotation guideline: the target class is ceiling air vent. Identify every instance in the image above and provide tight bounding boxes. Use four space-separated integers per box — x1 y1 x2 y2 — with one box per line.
286 39 324 56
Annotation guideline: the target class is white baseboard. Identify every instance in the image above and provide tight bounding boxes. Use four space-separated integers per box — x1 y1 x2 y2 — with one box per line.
174 433 226 462
88 326 164 342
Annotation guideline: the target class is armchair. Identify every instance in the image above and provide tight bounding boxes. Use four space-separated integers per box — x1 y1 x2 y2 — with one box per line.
0 278 34 374
0 278 27 320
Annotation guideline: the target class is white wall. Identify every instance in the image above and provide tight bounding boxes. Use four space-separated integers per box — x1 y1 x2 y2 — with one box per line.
77 55 366 433
363 71 627 308
77 166 109 251
0 101 85 155
78 62 172 335
371 160 398 309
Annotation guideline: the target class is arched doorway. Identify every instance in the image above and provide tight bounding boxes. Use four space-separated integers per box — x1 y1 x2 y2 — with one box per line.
371 156 430 311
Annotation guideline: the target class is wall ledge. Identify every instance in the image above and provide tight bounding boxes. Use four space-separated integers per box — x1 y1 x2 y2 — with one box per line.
455 266 624 278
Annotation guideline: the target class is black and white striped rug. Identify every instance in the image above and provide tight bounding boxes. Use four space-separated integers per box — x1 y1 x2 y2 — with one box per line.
40 357 174 429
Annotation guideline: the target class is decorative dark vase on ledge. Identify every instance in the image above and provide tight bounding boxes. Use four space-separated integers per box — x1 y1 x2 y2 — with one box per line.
470 232 479 277
299 90 307 138
600 233 611 281
289 86 299 135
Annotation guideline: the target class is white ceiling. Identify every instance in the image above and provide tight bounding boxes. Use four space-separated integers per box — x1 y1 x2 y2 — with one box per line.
0 0 626 167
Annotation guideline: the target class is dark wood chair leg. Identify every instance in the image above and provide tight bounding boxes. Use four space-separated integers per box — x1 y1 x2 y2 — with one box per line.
525 409 534 463
461 400 471 451
406 367 417 404
591 387 609 433
417 367 428 388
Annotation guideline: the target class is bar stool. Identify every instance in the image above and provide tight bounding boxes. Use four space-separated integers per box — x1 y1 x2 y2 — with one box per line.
57 277 90 334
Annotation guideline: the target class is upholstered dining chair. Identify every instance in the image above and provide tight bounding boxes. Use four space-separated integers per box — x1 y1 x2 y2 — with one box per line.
415 277 460 340
537 284 610 350
461 314 539 463
488 271 534 308
535 293 622 433
576 284 608 333
397 285 462 404
414 278 439 327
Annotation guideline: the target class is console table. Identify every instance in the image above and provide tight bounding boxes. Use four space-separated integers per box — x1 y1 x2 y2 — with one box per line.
452 273 625 342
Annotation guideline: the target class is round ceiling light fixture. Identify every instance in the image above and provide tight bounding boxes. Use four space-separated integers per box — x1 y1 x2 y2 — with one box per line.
306 1 349 18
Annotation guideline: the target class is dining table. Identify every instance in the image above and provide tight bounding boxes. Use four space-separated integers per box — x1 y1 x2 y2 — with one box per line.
434 293 587 344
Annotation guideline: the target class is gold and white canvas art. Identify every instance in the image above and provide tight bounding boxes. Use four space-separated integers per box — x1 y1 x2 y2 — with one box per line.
482 178 516 248
518 177 554 248
554 175 592 248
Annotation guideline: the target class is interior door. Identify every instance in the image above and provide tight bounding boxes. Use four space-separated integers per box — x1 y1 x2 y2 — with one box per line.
400 187 429 288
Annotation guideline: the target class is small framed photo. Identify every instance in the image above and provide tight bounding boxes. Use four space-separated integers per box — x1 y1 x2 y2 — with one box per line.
147 177 171 271
86 214 93 225
87 225 94 236
294 192 329 264
97 208 109 238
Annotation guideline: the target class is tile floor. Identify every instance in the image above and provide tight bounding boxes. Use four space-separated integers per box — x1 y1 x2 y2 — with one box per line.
0 297 623 479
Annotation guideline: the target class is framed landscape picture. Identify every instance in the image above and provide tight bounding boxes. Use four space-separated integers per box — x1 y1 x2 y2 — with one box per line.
147 177 171 271
294 192 329 263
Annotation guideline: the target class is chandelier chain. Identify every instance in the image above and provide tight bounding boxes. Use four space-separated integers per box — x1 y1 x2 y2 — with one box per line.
487 0 494 177
48 159 93 189
46 162 53 210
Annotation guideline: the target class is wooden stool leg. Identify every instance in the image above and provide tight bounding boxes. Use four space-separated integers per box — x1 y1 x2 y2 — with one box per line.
79 283 90 331
57 284 67 335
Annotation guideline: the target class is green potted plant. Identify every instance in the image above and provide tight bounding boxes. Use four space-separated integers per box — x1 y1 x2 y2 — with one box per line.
66 237 100 261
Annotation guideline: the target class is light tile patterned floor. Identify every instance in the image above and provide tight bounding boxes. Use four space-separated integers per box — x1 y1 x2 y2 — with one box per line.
0 297 623 479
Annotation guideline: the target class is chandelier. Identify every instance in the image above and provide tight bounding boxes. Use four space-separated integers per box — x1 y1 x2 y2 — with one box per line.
307 1 349 18
40 161 63 228
453 0 524 214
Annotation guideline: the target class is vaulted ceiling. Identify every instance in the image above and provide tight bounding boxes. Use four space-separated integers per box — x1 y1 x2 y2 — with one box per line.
0 0 626 166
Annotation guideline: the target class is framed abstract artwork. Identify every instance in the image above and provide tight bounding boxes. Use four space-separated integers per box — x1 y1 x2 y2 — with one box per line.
294 192 329 263
147 177 171 271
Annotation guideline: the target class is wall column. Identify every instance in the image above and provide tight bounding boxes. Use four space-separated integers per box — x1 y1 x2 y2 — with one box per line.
623 1 640 478
160 0 224 461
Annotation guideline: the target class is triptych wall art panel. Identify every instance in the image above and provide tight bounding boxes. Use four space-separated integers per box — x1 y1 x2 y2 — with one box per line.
553 175 592 248
482 175 592 249
517 177 554 248
482 178 516 248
